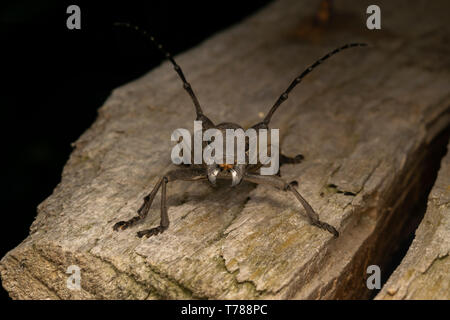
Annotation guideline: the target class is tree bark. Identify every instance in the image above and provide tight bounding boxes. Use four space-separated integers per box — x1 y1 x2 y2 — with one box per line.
1 0 449 299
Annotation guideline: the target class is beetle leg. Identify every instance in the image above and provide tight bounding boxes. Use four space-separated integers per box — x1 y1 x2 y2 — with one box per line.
243 173 339 237
136 176 169 238
113 177 164 231
113 168 206 237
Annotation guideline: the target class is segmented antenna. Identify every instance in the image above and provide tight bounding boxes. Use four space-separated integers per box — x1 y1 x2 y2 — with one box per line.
263 43 367 125
113 22 205 118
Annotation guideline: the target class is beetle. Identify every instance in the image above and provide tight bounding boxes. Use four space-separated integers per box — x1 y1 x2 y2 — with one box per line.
112 22 366 238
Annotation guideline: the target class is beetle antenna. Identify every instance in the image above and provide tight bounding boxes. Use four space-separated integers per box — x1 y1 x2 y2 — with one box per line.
262 43 367 126
114 22 205 118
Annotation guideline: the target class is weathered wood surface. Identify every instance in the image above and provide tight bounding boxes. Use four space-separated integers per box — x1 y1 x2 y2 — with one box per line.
1 0 449 299
376 140 450 300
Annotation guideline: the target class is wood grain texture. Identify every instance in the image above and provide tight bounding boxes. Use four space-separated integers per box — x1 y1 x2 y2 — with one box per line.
1 0 449 299
376 139 450 300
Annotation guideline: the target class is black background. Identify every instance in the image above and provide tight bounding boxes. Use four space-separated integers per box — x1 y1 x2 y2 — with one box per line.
0 0 272 300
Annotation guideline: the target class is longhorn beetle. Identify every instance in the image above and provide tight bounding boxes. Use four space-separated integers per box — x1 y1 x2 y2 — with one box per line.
112 22 367 238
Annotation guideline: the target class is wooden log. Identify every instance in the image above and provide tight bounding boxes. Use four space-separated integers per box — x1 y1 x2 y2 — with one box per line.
376 139 450 300
1 0 449 299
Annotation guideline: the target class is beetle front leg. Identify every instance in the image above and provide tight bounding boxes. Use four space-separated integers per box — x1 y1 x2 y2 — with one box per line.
287 182 339 237
113 168 206 237
136 176 169 238
243 173 339 237
113 177 164 231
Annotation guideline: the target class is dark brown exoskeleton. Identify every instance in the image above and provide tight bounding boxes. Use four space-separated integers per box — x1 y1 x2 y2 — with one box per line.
112 23 367 238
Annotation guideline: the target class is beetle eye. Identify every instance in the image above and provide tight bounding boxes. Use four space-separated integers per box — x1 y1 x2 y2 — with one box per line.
207 165 220 185
229 164 245 187
230 169 240 187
